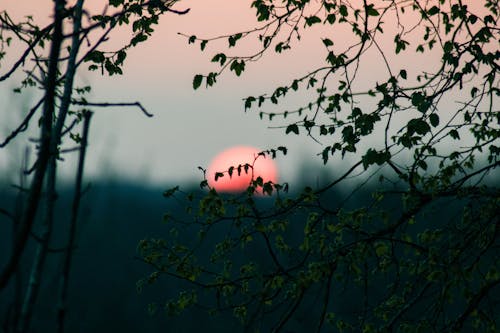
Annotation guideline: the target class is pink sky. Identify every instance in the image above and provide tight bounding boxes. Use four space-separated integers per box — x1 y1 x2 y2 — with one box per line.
0 1 496 185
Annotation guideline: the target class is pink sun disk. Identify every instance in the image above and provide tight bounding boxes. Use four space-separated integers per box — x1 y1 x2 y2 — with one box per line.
207 146 278 193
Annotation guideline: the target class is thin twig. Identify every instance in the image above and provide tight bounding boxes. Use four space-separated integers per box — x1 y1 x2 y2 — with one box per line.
57 110 92 333
0 20 53 82
17 149 57 333
71 100 153 117
0 98 44 148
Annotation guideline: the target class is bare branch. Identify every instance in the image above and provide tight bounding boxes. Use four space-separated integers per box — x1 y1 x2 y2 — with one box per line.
71 100 153 117
57 110 92 333
0 98 43 148
0 16 53 82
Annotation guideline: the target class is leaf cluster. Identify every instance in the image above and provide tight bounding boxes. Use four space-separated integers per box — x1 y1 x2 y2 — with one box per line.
141 0 500 331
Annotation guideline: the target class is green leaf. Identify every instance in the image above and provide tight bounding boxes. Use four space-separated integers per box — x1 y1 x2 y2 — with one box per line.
417 160 428 170
244 96 256 110
85 50 105 64
193 74 203 90
322 38 334 47
109 0 124 7
211 53 225 65
254 3 270 21
366 5 379 16
326 51 337 65
277 146 287 155
320 125 328 135
443 41 454 54
339 5 348 17
285 124 299 135
326 13 336 24
407 118 430 135
228 33 242 47
362 149 390 169
131 33 147 46
411 92 425 108
449 129 460 140
200 40 208 51
206 72 217 87
427 6 440 16
375 242 389 256
305 16 322 26
399 69 407 79
470 87 478 97
274 42 286 53
230 60 245 76
263 36 272 48
411 91 432 113
116 50 127 65
394 34 409 54
429 113 439 127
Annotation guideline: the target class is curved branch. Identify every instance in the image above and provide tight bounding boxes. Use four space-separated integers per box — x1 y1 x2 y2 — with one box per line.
70 100 153 117
0 16 53 82
0 98 43 148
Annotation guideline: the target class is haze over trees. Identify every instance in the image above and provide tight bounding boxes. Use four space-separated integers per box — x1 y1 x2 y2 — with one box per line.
139 0 500 332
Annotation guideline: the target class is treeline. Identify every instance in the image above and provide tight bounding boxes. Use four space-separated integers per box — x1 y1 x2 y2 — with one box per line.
0 176 497 332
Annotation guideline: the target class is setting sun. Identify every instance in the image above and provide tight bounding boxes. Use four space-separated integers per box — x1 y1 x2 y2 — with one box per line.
207 146 278 193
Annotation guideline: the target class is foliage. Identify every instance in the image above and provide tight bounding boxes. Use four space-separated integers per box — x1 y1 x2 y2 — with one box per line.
139 1 499 332
0 1 189 332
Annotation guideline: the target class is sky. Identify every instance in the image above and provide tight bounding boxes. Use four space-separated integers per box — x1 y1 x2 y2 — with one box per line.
0 0 495 188
1 0 329 186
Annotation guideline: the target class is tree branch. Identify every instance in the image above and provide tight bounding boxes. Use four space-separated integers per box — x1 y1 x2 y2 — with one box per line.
70 100 153 117
0 0 66 291
0 17 53 82
0 98 43 148
57 110 92 333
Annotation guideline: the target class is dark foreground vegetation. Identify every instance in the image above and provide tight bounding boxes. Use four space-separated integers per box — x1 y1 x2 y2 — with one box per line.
1 181 170 332
1 177 498 332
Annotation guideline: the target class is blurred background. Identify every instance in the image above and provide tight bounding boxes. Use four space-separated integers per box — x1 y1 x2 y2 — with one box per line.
0 0 338 188
1 1 497 332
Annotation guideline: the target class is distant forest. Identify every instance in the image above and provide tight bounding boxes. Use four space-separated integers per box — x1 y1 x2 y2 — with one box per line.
2 174 496 332
1 180 183 332
0 177 386 332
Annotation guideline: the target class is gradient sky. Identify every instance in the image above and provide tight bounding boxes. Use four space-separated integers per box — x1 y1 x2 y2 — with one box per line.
1 0 322 186
0 1 495 187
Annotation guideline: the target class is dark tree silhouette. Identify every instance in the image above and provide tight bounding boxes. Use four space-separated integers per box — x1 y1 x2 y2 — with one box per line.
0 1 189 332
